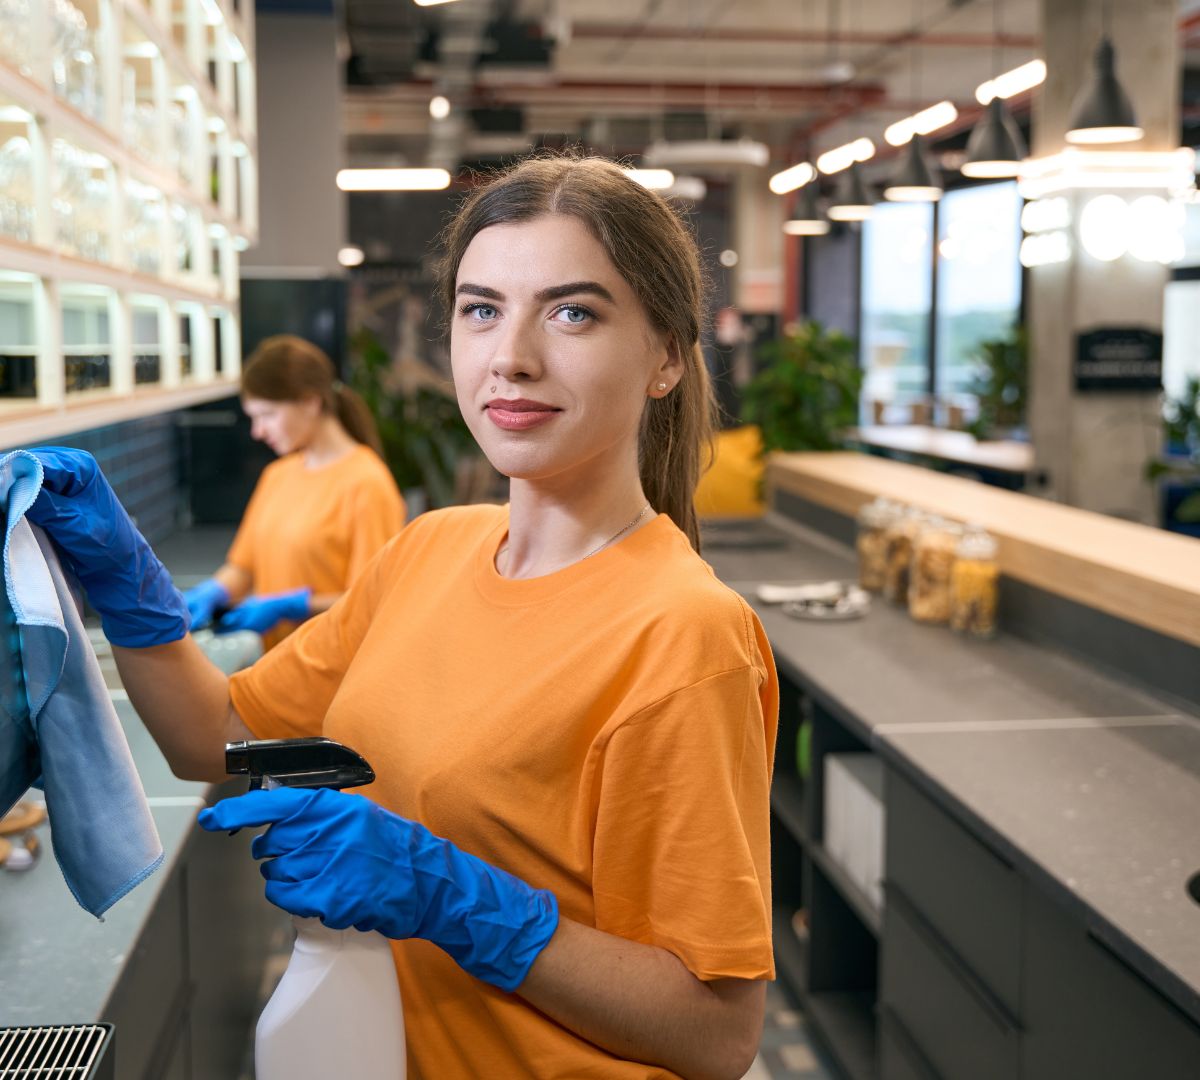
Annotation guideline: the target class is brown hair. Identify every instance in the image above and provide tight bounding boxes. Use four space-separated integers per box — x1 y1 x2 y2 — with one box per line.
241 334 383 456
436 153 716 551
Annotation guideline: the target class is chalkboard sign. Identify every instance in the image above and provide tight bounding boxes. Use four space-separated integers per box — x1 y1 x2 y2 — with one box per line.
1074 328 1163 392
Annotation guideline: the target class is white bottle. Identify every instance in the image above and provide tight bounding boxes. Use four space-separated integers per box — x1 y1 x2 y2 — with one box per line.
255 916 406 1080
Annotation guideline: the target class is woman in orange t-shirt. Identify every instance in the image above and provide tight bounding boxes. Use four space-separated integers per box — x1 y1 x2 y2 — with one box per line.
31 155 778 1079
182 335 406 648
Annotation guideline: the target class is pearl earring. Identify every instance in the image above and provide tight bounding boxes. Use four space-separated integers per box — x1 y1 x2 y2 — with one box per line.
656 382 668 391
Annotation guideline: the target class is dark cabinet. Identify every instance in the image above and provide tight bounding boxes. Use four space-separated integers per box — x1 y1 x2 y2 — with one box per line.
1021 887 1200 1080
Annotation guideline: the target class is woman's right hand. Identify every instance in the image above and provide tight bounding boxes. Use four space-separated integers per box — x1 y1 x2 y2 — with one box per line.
26 447 190 647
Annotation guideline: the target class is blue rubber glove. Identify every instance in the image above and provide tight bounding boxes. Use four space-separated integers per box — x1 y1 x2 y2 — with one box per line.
198 787 560 992
25 447 189 647
183 578 230 631
215 587 311 635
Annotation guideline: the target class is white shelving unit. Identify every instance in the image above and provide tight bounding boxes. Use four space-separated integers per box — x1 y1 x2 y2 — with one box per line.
0 0 257 446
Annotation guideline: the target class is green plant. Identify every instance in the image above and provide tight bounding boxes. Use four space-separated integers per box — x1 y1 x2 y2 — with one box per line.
349 327 477 508
1144 377 1200 524
964 328 1027 440
739 321 862 453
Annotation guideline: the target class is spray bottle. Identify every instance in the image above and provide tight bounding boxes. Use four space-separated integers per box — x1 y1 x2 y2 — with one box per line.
225 737 406 1080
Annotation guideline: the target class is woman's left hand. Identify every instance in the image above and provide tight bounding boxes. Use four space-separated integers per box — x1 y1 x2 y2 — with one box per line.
215 588 311 635
198 787 559 992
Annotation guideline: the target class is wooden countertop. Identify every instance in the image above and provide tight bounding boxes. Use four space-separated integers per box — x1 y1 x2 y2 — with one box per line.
768 452 1200 648
849 425 1036 475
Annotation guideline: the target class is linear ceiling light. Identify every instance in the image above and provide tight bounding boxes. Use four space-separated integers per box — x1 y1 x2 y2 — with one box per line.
817 138 875 175
884 101 958 147
336 168 452 191
769 162 817 195
625 168 675 190
976 59 1046 104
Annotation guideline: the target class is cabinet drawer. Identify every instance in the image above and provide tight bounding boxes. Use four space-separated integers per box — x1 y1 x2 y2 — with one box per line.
880 1008 943 1080
1022 887 1200 1079
886 768 1022 1016
882 891 1019 1080
102 871 188 1080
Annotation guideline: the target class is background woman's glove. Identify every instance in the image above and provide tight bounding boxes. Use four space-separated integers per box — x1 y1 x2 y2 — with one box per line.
183 578 230 631
198 787 560 992
26 447 189 647
215 588 310 635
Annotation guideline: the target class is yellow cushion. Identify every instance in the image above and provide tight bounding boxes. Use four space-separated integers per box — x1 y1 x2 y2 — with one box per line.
694 425 765 519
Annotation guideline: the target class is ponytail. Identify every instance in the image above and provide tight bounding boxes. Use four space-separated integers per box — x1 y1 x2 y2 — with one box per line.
332 382 384 456
639 343 717 551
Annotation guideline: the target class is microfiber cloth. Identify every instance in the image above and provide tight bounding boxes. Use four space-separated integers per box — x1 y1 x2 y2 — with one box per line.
0 450 163 917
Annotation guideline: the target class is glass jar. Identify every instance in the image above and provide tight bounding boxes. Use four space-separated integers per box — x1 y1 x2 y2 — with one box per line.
855 497 895 592
950 526 999 638
909 518 961 624
882 507 923 605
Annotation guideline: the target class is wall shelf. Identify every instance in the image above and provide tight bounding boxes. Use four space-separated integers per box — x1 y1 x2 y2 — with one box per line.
0 0 256 442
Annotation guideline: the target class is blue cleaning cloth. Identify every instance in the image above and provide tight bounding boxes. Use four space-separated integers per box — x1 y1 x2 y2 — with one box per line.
0 450 163 917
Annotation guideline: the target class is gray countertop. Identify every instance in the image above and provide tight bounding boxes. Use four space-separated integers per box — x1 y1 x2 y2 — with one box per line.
701 513 1200 1027
0 703 208 1026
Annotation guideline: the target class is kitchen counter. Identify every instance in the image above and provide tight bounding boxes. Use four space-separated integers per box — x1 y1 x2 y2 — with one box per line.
0 523 276 1080
701 513 1200 1027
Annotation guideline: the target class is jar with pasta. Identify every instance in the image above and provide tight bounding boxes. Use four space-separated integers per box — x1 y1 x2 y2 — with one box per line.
909 518 961 624
950 526 999 638
882 507 923 605
856 497 895 592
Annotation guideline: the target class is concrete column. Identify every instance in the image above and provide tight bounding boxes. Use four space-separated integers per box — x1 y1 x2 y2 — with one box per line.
732 167 785 316
1027 0 1180 523
239 12 343 275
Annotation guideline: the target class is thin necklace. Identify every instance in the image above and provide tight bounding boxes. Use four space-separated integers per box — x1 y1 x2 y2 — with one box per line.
498 503 652 571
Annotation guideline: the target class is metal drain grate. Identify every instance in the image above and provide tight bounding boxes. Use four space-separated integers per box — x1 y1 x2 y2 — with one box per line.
0 1025 112 1079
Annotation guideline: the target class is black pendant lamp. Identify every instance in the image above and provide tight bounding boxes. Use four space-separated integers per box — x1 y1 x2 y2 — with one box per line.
962 96 1028 178
884 134 943 202
1066 35 1143 144
827 163 873 222
783 183 830 236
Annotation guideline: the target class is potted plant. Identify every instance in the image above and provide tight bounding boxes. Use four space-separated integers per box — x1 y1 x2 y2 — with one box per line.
349 327 480 510
739 321 862 453
1144 376 1200 533
964 328 1028 441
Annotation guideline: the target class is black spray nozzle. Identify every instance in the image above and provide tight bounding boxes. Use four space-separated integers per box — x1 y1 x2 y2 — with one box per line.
224 737 375 792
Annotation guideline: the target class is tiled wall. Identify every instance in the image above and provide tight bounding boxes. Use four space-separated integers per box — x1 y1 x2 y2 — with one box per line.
31 414 183 546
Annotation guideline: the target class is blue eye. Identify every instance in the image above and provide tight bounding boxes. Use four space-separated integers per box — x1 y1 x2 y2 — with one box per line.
459 303 497 321
554 304 594 325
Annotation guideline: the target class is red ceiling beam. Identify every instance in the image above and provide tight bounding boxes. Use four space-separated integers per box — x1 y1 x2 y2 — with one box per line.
568 22 1038 49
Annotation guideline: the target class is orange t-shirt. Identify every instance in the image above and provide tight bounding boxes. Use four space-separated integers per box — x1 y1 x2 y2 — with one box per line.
226 445 405 648
228 504 778 1079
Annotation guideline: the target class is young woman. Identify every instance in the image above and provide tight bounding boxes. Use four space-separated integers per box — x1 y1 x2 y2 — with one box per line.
29 154 778 1080
184 335 406 648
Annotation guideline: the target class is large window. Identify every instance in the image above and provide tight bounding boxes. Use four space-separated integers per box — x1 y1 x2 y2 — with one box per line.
860 202 934 414
934 182 1023 398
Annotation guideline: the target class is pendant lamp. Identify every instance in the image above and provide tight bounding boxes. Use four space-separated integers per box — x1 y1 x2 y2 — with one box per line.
783 183 831 236
962 96 1028 178
1066 36 1143 144
884 134 943 202
827 164 873 222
